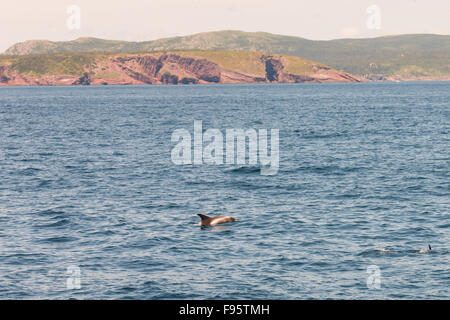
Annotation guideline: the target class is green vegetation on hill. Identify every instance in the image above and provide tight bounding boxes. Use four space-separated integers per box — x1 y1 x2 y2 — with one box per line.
0 53 100 76
0 50 338 81
0 49 366 87
176 50 267 77
5 31 450 79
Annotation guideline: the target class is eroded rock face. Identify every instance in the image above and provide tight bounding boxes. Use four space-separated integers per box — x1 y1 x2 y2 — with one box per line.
136 56 163 76
160 73 179 84
72 72 91 85
0 52 365 86
260 55 363 83
264 57 284 82
179 77 199 84
282 74 315 83
111 53 221 84
159 54 221 83
0 65 40 85
263 55 316 83
0 66 11 83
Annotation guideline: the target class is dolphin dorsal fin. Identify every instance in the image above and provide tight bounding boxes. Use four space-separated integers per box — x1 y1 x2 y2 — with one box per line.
198 214 210 220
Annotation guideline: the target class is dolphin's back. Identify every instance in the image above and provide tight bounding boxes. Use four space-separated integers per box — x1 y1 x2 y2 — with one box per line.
209 216 235 226
197 214 236 226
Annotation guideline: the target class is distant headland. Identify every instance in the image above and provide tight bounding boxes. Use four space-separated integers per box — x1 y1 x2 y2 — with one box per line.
0 51 363 86
1 30 450 85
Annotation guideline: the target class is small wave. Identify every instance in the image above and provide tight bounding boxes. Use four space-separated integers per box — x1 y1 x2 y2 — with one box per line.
250 120 263 125
40 236 78 243
37 152 54 157
166 203 182 208
286 260 306 267
35 208 66 216
38 219 71 228
308 261 330 267
295 165 365 175
37 179 53 188
2 253 48 265
5 152 21 157
184 179 218 186
224 166 261 174
296 130 348 139
17 167 42 176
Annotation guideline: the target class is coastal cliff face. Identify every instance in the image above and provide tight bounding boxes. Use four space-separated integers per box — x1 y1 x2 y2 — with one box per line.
0 51 364 86
5 32 450 81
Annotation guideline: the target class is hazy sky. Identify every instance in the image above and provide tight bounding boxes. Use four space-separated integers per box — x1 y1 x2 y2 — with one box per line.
2 0 450 52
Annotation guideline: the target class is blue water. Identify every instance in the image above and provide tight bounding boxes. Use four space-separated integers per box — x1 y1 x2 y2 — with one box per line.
0 82 449 299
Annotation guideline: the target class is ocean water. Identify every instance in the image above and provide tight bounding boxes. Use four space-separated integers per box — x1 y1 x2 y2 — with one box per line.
0 82 449 300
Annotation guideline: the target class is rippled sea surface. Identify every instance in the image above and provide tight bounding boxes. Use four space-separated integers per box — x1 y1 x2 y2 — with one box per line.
0 83 449 299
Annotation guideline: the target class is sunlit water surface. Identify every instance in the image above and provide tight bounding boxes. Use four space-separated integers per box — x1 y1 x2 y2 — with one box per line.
0 82 449 299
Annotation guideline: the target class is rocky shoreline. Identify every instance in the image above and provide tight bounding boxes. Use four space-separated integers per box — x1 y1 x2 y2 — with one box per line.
0 52 364 86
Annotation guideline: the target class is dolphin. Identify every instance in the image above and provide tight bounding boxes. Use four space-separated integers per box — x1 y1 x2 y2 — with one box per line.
197 214 237 227
418 244 432 254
